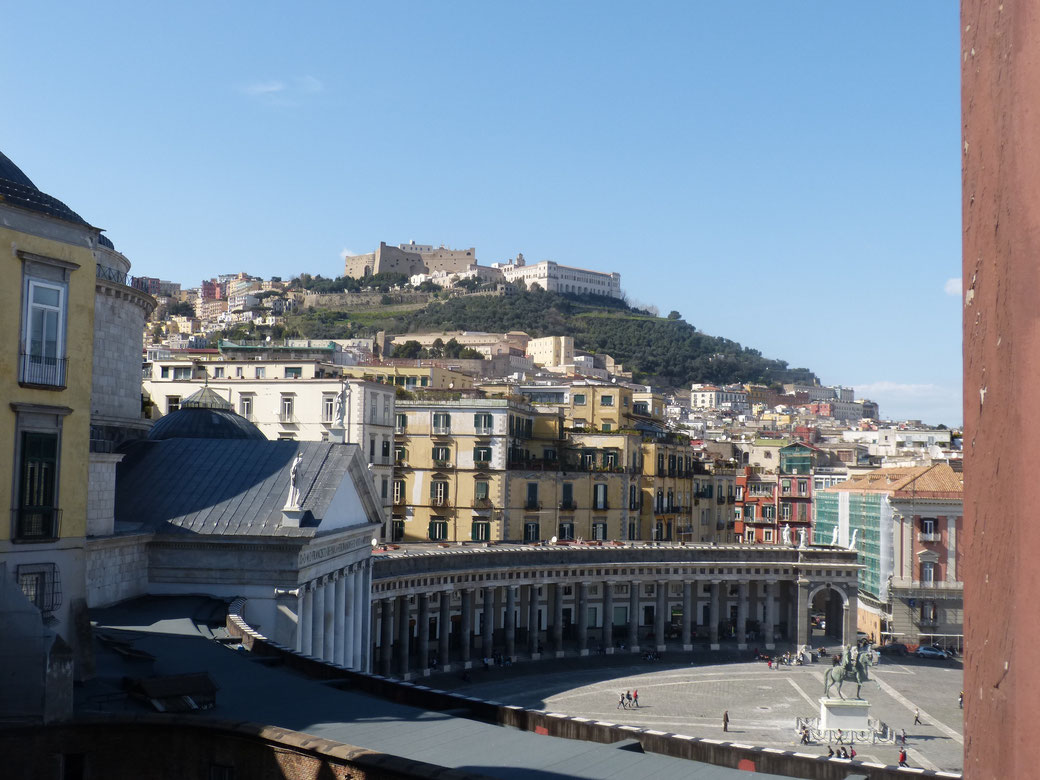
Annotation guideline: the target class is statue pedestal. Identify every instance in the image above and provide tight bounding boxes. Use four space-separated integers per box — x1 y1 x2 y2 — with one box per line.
819 697 870 732
329 426 346 444
281 508 305 528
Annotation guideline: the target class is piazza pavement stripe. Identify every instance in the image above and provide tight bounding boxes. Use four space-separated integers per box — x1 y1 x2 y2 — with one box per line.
872 673 963 744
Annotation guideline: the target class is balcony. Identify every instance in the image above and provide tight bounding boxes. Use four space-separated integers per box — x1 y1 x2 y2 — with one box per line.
393 494 407 506
474 426 493 437
431 496 450 508
727 495 735 504
12 507 62 542
918 531 941 543
889 578 963 598
474 457 492 468
432 425 452 436
593 502 609 511
525 500 541 511
278 412 298 424
473 497 493 510
433 459 451 469
559 499 577 511
19 353 67 389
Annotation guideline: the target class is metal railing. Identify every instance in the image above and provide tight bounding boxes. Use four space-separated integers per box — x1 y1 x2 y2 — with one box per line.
559 500 576 511
96 263 151 293
19 353 67 388
917 531 941 542
12 507 62 542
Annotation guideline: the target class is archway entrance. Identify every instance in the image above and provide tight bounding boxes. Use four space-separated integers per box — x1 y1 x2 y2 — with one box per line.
809 586 847 646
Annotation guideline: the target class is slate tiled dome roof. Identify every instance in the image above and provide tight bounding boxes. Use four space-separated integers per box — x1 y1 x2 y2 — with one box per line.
148 407 267 442
0 150 88 225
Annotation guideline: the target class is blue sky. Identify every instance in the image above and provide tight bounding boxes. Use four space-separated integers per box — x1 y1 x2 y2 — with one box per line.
2 3 962 425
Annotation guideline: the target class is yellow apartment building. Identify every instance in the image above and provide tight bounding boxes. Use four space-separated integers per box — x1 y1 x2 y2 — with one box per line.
1 152 97 662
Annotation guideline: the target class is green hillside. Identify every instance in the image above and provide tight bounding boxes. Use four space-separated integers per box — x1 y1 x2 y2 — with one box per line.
286 289 814 388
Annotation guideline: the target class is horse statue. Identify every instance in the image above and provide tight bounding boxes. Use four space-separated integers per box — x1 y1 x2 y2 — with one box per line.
823 645 878 700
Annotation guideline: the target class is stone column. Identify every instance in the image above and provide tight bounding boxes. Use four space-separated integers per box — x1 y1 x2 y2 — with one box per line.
845 588 859 645
682 581 693 650
763 581 776 650
505 585 517 661
439 590 452 672
320 577 335 661
577 581 589 655
628 581 640 652
527 584 540 658
709 581 720 650
416 592 430 675
737 581 749 649
343 567 356 669
552 583 565 657
312 579 326 659
655 580 667 651
380 598 393 676
333 572 347 665
482 586 495 658
359 562 372 672
299 584 313 656
460 588 473 667
796 578 810 648
397 594 411 678
603 581 614 654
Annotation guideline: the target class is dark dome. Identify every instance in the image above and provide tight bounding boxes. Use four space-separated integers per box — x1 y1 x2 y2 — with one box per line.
148 407 267 442
0 149 87 225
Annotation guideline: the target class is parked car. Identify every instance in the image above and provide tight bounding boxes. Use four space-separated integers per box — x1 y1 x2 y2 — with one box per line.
928 645 956 658
875 642 909 657
915 645 949 659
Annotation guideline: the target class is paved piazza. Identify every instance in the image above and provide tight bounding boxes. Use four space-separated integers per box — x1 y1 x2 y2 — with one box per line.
447 654 964 774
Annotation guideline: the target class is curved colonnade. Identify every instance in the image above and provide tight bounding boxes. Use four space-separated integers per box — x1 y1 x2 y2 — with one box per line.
366 543 860 679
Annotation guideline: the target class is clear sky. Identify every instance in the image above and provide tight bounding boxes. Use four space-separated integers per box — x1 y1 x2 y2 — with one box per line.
2 3 962 425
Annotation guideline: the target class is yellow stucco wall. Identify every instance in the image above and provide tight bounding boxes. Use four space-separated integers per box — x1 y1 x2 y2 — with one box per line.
1 222 96 541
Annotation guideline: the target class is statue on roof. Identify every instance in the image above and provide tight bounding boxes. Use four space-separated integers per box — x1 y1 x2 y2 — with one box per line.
334 382 347 427
831 526 840 547
286 451 304 509
782 523 792 545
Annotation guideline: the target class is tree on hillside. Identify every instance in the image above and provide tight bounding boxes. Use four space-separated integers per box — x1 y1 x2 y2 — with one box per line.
393 340 422 359
667 310 682 320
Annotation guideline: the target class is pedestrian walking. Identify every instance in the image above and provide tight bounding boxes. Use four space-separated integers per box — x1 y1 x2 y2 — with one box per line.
836 728 844 744
723 710 729 732
626 690 633 708
913 708 921 725
898 748 909 767
800 728 810 745
767 658 772 669
849 745 856 759
633 690 639 708
959 691 964 709
617 693 626 709
900 728 906 745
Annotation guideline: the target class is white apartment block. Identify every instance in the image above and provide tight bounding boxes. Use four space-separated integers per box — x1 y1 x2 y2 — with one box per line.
690 385 749 412
526 336 575 369
841 428 954 458
493 257 623 299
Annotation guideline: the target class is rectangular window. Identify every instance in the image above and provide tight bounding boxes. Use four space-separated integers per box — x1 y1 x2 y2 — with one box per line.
600 395 614 406
473 446 492 464
17 563 60 613
239 396 252 419
161 366 169 378
601 423 612 432
395 413 407 432
391 518 405 542
921 561 936 583
526 482 539 509
592 521 607 541
922 517 936 535
558 522 574 540
524 522 540 542
629 484 638 510
213 367 225 378
255 367 266 379
471 520 490 542
172 366 192 380
393 480 405 504
781 479 791 495
14 432 60 541
280 396 294 422
474 413 493 434
573 393 586 405
285 367 302 379
561 482 574 509
394 445 406 463
543 447 557 462
764 529 774 542
381 478 388 499
474 480 490 501
369 438 376 459
798 480 808 495
322 395 335 423
21 279 67 387
428 519 448 541
432 445 451 463
235 366 244 378
167 396 181 414
593 483 608 510
433 412 451 434
430 480 449 506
